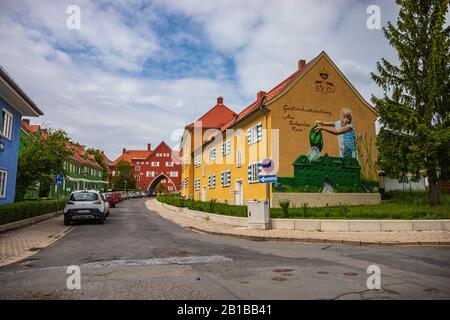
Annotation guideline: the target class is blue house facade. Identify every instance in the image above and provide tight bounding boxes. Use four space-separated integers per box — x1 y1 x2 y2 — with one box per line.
0 66 43 205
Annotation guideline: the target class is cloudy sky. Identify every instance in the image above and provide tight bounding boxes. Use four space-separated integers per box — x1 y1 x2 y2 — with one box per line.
0 0 404 160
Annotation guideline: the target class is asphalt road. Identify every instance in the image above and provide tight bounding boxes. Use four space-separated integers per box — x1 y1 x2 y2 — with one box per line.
0 198 449 299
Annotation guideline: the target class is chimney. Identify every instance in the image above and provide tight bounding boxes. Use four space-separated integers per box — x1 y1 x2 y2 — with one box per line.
147 143 152 151
298 59 306 70
257 91 266 100
122 148 126 154
217 96 223 105
23 119 30 124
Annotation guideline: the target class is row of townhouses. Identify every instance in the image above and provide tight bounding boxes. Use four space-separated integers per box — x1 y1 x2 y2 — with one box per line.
20 120 109 198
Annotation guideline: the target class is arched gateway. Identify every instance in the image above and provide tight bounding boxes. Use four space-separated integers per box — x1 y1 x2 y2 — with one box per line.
147 173 177 194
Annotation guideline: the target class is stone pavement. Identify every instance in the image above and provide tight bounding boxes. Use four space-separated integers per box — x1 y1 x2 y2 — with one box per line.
0 216 73 267
146 200 450 246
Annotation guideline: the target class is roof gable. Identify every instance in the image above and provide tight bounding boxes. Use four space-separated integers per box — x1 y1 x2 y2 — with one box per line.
265 51 377 116
187 98 237 129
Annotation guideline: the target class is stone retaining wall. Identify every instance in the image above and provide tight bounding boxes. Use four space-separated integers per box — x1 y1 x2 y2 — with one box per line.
156 200 450 232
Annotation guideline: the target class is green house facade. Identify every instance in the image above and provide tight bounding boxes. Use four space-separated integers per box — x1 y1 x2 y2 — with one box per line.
20 120 108 198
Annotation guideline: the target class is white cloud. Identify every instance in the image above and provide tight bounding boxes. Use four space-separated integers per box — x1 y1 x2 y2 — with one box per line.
0 0 414 160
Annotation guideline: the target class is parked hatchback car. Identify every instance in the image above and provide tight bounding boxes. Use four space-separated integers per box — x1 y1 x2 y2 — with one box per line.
103 192 117 207
64 190 110 225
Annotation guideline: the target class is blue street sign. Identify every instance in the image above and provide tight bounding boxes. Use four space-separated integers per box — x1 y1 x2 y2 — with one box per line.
55 174 64 185
258 174 278 184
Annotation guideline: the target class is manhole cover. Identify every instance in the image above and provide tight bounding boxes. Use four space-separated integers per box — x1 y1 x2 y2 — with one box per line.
273 268 294 273
272 277 287 281
281 273 294 276
343 272 358 276
317 271 329 275
28 247 43 252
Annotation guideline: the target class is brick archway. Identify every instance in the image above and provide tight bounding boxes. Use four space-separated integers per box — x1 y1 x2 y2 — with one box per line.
147 173 176 193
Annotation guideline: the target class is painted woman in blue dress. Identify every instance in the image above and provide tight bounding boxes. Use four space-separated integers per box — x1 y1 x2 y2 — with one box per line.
315 108 357 158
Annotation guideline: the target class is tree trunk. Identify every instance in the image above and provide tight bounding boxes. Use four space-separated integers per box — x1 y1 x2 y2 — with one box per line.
427 169 440 206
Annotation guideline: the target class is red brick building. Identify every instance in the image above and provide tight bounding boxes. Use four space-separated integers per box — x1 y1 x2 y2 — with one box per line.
109 141 181 193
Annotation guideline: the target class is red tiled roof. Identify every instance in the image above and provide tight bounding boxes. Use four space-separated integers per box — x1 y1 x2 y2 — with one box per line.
21 120 102 169
214 57 316 138
67 144 102 169
111 150 153 166
196 55 321 146
21 121 41 134
232 56 317 126
186 97 237 129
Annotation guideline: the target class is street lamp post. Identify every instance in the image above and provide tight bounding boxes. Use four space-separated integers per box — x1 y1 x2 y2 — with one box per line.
125 180 127 193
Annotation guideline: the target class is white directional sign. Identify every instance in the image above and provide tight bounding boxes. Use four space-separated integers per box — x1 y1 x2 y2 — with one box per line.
258 175 277 184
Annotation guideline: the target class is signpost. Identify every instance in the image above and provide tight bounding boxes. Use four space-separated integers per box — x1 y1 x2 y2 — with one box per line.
55 174 64 186
258 175 278 184
259 157 277 209
55 174 64 211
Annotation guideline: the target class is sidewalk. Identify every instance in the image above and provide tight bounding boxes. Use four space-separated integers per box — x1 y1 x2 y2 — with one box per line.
146 200 450 246
0 216 73 267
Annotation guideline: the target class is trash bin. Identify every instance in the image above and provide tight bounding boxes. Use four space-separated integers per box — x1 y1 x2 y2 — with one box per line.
247 200 271 230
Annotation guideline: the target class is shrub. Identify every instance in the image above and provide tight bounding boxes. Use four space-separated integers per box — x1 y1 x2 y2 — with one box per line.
302 203 309 217
0 199 67 225
157 195 248 217
279 199 290 217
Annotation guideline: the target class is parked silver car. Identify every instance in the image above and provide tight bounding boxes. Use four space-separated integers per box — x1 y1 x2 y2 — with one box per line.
64 190 110 225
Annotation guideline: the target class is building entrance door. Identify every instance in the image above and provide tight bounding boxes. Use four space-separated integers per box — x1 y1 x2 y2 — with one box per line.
235 180 243 205
201 186 206 202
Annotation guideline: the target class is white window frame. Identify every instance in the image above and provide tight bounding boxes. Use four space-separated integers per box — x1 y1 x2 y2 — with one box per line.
1 109 13 140
221 169 231 187
169 171 178 177
236 149 242 167
0 169 7 198
135 165 141 171
194 178 200 191
247 123 262 145
166 161 173 167
208 174 216 189
151 161 160 167
194 155 201 168
135 175 140 182
209 147 216 163
248 162 260 183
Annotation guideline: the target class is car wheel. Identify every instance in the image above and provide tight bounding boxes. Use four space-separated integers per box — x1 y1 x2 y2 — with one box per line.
98 214 105 224
64 216 70 226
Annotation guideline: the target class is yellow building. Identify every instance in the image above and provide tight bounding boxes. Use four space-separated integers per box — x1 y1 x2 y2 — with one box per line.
180 51 378 205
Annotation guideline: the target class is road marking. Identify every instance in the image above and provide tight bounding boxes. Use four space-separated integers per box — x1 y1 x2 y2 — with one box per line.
10 255 233 274
82 255 233 268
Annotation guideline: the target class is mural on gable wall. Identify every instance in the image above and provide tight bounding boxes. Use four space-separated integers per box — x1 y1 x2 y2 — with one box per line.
274 67 378 193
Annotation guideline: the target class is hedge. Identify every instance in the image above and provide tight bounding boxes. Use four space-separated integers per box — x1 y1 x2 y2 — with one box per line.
157 195 248 217
0 199 67 225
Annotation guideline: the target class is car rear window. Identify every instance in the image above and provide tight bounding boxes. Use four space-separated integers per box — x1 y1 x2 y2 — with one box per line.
70 192 99 201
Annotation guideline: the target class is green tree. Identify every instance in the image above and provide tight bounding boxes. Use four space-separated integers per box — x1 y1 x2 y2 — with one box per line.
371 0 450 205
16 129 71 201
156 184 166 195
87 148 109 180
111 160 136 191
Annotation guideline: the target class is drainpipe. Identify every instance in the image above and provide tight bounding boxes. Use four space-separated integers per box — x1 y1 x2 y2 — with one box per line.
259 100 271 208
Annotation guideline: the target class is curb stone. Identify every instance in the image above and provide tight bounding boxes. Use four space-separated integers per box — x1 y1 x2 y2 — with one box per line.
149 200 450 247
177 224 450 247
0 211 64 234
